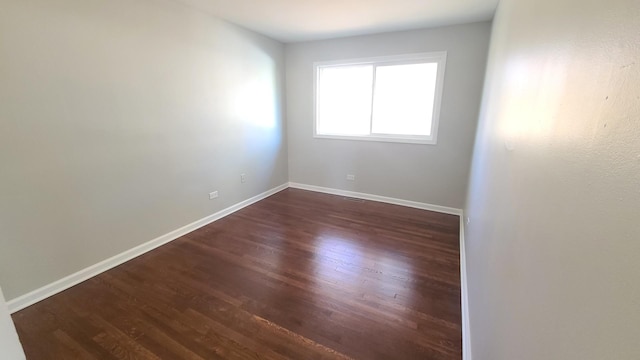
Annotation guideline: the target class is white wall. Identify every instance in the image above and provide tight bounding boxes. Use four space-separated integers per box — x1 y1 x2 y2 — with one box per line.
286 23 491 208
465 0 640 359
0 0 287 300
0 288 24 359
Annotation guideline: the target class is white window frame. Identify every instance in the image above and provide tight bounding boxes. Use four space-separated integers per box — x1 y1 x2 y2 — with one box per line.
313 52 447 145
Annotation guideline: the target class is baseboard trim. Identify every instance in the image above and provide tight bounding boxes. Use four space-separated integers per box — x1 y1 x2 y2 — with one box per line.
7 182 464 315
460 213 472 360
7 183 289 313
288 182 462 216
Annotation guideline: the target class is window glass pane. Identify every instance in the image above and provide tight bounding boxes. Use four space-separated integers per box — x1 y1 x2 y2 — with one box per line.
371 63 438 136
317 65 373 135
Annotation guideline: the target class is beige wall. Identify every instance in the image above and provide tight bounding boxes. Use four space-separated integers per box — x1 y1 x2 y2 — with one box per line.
286 23 491 208
0 0 287 300
465 0 640 359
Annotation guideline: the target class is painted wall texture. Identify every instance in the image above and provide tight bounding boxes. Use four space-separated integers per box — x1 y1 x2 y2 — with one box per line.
465 0 640 358
0 0 287 300
286 23 491 209
0 288 24 359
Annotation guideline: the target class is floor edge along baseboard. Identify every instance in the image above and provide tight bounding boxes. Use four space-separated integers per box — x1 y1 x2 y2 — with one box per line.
8 182 462 314
7 183 289 313
288 182 462 216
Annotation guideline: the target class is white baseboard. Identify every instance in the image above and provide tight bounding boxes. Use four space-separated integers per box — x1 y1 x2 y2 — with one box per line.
460 213 472 360
288 182 462 216
7 183 289 313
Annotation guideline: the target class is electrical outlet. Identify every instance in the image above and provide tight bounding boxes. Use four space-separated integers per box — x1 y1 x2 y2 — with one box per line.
240 173 246 183
209 191 219 200
346 174 355 181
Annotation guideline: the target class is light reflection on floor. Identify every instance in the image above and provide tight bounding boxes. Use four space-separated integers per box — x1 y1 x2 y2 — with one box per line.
311 231 418 308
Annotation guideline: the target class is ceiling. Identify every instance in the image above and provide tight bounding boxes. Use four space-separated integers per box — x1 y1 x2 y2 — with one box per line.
173 0 498 43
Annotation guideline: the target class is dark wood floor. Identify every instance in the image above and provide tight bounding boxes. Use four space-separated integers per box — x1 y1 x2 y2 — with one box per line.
12 188 462 359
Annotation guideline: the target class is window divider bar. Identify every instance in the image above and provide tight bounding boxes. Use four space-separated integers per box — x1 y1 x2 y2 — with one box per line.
368 65 378 136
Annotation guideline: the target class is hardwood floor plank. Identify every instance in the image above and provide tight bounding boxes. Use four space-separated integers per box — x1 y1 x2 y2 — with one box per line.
12 188 462 359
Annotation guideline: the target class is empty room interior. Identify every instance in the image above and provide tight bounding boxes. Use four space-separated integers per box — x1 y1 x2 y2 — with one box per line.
1 0 638 359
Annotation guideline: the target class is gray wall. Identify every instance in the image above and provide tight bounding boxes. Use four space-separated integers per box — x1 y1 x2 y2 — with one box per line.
0 0 288 300
285 22 491 208
465 0 640 359
0 288 24 359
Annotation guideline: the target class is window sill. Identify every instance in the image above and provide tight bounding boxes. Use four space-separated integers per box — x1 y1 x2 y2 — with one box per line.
313 134 437 145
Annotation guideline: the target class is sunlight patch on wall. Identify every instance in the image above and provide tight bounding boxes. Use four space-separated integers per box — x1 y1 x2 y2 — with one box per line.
499 54 568 148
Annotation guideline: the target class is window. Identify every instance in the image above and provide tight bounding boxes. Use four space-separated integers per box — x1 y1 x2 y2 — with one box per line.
314 52 447 144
